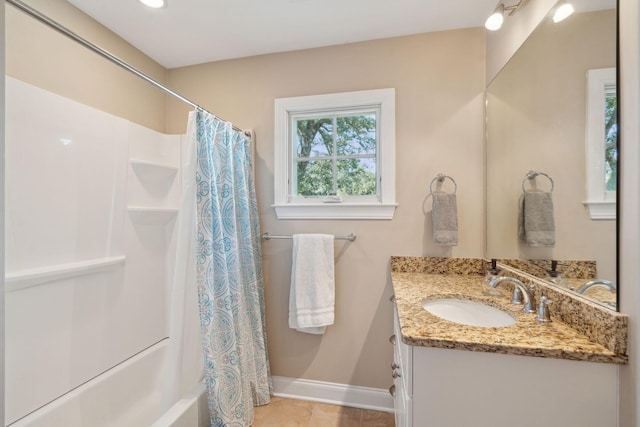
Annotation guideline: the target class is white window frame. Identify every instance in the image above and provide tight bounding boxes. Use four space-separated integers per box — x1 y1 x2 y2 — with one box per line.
584 68 616 220
273 89 397 220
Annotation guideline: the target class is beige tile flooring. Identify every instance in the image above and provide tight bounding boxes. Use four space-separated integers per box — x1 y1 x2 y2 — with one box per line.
252 396 395 427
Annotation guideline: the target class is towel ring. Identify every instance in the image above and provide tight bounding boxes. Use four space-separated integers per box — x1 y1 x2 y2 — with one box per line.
521 170 554 192
429 173 457 195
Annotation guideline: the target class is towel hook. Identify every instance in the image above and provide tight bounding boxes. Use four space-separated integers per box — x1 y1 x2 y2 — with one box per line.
429 173 457 195
521 170 554 192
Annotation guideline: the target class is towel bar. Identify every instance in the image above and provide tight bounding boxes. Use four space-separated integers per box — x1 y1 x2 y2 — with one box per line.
429 173 457 194
262 232 356 242
522 170 554 192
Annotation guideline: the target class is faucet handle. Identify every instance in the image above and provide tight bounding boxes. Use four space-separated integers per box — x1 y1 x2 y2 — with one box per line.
511 286 523 305
523 283 536 313
536 295 553 323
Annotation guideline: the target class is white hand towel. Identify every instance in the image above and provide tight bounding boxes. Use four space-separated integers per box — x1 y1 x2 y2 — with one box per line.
289 234 335 334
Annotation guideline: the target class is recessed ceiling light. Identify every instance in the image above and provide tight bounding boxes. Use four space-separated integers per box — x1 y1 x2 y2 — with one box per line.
139 0 166 8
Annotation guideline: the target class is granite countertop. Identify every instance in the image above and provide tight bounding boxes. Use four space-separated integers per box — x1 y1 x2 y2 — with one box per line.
392 271 627 364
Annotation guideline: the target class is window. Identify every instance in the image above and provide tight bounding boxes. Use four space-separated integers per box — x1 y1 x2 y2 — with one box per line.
293 111 378 199
273 89 396 219
584 68 617 220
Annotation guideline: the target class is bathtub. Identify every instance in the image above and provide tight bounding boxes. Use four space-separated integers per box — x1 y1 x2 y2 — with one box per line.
8 339 211 427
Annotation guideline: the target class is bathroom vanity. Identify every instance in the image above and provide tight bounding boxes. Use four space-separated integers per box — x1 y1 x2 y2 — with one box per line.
389 257 627 427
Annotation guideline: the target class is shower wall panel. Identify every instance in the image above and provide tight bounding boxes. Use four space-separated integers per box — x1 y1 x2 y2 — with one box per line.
5 77 181 424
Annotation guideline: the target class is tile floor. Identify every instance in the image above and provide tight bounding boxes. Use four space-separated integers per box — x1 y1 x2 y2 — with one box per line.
252 397 395 427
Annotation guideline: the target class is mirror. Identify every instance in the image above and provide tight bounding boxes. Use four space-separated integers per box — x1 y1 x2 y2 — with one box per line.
486 0 618 309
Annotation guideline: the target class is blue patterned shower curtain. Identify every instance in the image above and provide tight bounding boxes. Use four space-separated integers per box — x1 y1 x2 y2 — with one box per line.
189 110 271 426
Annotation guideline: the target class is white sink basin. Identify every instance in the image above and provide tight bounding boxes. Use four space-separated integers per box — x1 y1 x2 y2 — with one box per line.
422 298 516 328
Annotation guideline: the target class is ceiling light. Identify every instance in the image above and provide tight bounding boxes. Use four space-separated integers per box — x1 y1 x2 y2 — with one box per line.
485 0 528 31
553 2 575 23
485 4 505 31
139 0 166 8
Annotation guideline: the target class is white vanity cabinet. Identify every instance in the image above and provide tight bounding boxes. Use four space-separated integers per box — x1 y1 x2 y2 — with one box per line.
391 312 412 427
391 308 619 427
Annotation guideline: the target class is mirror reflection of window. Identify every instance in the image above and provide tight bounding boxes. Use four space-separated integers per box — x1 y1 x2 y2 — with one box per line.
585 67 616 219
604 85 617 192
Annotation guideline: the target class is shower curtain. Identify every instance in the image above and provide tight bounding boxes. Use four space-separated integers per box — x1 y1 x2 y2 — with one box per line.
188 110 271 426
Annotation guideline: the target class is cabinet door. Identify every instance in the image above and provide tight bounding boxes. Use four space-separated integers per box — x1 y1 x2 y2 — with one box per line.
411 346 618 427
392 307 412 427
391 367 408 427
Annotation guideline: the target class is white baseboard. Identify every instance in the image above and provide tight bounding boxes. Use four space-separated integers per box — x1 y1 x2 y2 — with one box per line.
270 376 394 413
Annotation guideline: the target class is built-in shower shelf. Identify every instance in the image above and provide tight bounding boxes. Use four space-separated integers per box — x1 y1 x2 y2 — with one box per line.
130 159 178 183
128 207 179 225
5 255 126 292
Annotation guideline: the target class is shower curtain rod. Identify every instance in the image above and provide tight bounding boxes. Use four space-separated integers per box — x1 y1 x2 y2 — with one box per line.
6 0 249 136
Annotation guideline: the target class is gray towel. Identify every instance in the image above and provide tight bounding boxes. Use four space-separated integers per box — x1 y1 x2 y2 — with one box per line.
432 193 458 246
519 191 555 247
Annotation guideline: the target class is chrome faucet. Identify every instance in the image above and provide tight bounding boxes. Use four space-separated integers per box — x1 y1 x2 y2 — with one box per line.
575 279 617 295
489 276 535 313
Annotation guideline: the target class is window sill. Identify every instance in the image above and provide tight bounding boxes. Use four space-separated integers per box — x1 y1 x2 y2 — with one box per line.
583 200 616 220
272 203 398 220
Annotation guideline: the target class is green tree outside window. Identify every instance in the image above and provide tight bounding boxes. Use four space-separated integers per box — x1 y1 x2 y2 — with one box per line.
294 113 377 197
604 93 617 191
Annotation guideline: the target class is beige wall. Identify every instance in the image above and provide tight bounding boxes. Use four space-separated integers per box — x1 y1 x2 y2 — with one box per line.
167 29 486 388
486 10 617 279
485 0 557 84
5 0 168 132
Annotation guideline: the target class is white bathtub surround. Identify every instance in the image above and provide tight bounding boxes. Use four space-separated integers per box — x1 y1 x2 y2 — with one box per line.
190 111 272 426
5 78 206 426
8 340 210 427
5 256 126 292
151 383 210 427
162 111 204 414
